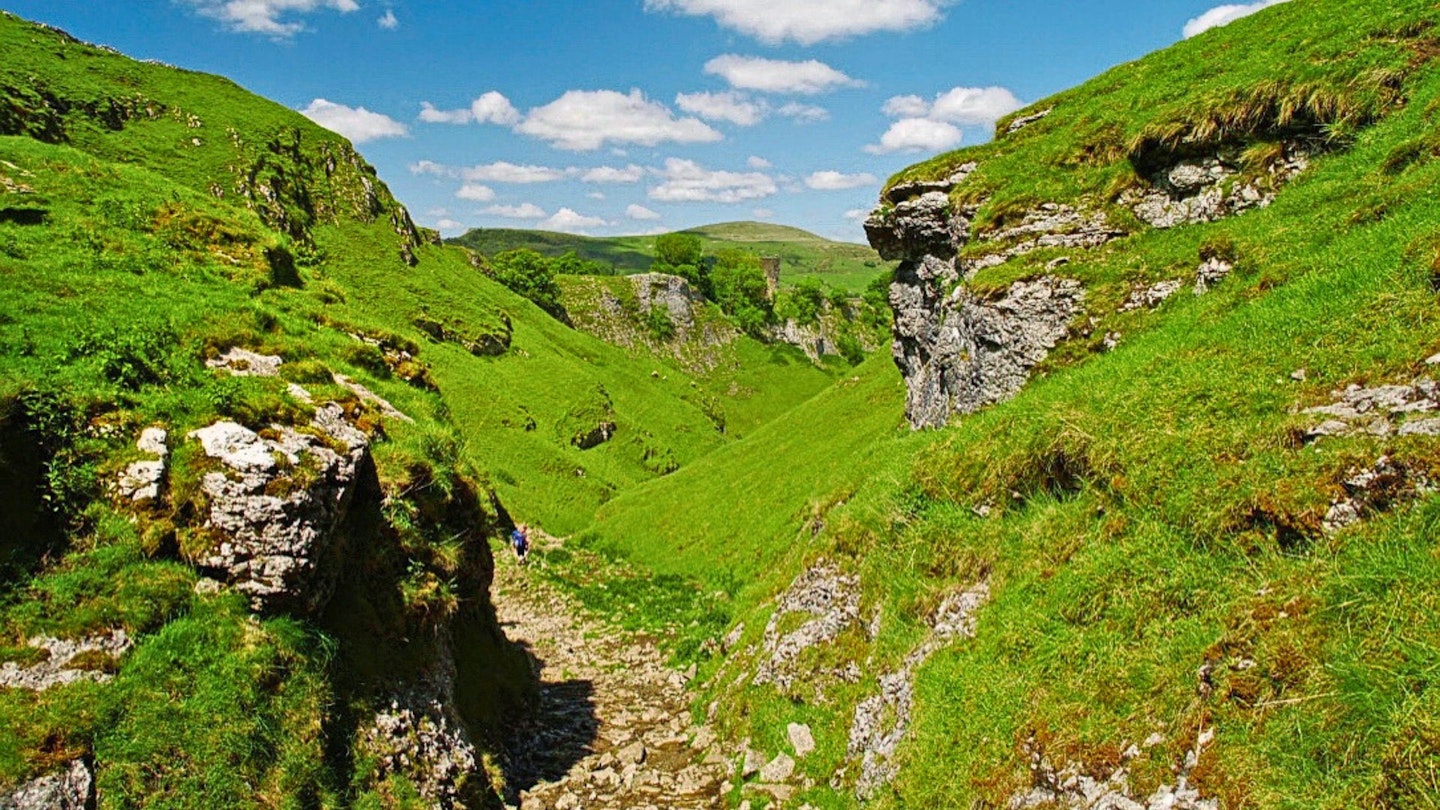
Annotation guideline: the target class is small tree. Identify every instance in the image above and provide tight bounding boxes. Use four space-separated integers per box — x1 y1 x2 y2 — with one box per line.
489 248 564 314
654 233 704 268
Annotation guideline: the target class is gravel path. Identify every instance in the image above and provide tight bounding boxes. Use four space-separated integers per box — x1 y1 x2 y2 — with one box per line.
494 547 731 810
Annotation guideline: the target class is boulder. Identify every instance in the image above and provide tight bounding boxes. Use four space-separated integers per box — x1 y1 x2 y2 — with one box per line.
186 405 370 614
0 759 93 810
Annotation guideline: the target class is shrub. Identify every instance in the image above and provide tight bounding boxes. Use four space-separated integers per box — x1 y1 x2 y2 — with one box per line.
488 249 564 314
644 305 676 342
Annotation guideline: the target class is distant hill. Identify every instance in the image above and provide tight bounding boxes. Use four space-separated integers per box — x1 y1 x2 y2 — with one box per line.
448 221 893 293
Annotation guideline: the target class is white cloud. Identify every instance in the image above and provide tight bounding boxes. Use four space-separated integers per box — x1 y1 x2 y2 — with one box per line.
645 0 948 45
588 191 607 200
882 86 1023 126
180 0 358 36
484 203 548 220
378 9 398 29
410 160 573 184
417 93 522 127
456 184 496 202
777 102 829 123
704 54 861 94
805 170 877 191
867 85 1020 155
464 162 570 184
865 118 962 154
434 218 465 233
515 89 722 151
419 102 472 125
928 87 1024 125
581 165 646 183
471 92 523 126
649 158 777 204
882 95 931 118
843 209 870 221
753 208 775 220
626 204 663 220
676 91 768 126
1183 0 1290 38
410 160 450 176
542 208 609 233
747 156 772 169
300 99 408 143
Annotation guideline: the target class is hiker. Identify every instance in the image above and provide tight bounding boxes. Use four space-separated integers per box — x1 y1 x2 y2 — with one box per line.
510 523 530 565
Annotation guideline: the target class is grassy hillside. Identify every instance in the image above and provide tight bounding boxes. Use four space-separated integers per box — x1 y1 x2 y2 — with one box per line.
450 220 893 293
0 11 840 805
569 0 1440 806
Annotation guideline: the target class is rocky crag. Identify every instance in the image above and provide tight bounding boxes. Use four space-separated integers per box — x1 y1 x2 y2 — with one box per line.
866 136 1317 429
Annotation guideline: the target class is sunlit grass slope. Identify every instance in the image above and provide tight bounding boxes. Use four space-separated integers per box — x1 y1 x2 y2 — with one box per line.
573 1 1440 806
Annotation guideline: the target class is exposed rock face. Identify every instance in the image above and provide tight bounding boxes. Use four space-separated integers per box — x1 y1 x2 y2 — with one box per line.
632 273 706 332
186 405 370 614
771 319 838 362
1301 377 1440 440
1009 728 1218 810
571 421 617 450
1006 108 1053 134
867 191 970 263
0 630 132 692
206 347 283 377
753 562 862 693
964 204 1125 273
1121 280 1184 312
1123 145 1312 229
894 273 1084 429
1193 257 1234 295
0 758 94 810
868 166 1091 429
115 427 168 503
845 583 989 799
1323 455 1434 534
359 637 480 809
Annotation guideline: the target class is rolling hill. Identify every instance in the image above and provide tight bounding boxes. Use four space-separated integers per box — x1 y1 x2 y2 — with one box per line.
449 220 894 293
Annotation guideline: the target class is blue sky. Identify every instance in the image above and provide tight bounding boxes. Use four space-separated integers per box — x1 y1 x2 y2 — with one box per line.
3 0 1290 242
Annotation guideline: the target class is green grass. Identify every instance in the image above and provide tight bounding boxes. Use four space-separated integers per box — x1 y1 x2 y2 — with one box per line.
8 0 1440 807
449 221 894 293
563 1 1440 806
0 10 852 805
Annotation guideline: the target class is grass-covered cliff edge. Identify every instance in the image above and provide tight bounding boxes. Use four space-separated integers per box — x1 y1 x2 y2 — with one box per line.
6 0 1440 808
575 0 1440 807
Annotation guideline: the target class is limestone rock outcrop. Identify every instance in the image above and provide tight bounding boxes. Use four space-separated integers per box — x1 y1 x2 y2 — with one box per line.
0 759 93 810
358 637 480 809
893 267 1084 430
186 404 370 614
867 167 1089 429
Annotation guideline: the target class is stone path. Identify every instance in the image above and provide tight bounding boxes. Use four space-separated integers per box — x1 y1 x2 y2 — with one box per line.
493 544 731 810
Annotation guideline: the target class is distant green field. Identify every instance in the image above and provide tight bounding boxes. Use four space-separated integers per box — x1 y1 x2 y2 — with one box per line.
448 221 894 293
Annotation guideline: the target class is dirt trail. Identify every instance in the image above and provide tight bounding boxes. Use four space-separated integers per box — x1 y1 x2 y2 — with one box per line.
494 544 731 810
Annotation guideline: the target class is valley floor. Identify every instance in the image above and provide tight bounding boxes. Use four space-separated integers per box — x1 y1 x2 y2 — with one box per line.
494 538 736 810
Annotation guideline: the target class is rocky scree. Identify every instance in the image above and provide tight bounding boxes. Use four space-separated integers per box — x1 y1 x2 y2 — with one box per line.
843 583 989 800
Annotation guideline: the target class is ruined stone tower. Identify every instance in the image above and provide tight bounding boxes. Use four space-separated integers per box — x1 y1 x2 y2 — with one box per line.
762 256 781 299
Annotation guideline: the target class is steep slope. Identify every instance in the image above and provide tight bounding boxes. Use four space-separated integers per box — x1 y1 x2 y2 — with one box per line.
0 11 835 807
564 1 1440 807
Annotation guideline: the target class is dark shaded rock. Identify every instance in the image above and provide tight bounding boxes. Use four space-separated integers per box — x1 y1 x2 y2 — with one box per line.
571 421 617 450
893 274 1084 429
866 192 971 262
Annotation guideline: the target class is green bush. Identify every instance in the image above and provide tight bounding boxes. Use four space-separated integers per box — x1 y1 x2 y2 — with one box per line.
488 249 565 315
644 305 676 342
